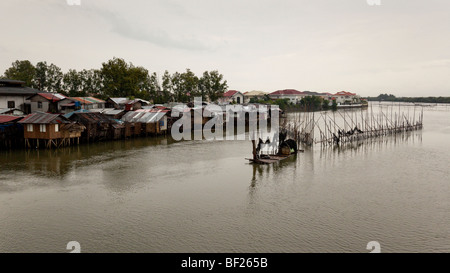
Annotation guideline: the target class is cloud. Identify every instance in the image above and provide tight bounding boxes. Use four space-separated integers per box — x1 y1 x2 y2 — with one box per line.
81 1 213 51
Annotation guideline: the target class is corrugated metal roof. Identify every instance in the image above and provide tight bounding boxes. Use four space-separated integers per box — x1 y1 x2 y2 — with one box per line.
0 79 25 85
36 93 67 101
105 109 124 115
19 112 68 124
69 112 113 124
0 115 22 124
70 97 106 104
121 111 166 123
0 86 43 95
109 97 128 105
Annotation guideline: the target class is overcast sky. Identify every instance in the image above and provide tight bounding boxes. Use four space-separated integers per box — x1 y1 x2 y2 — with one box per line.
1 0 449 96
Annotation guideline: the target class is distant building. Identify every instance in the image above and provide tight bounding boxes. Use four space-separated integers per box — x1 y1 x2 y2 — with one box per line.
243 91 267 103
219 90 245 104
268 89 305 104
0 79 43 114
333 91 360 105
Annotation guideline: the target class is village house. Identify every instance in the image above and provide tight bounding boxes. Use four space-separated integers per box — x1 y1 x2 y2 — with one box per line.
18 112 85 148
106 97 150 110
244 91 267 103
0 79 43 114
62 97 106 113
28 93 68 113
333 91 360 105
65 111 120 142
0 115 24 149
268 89 305 104
122 109 169 136
219 90 245 104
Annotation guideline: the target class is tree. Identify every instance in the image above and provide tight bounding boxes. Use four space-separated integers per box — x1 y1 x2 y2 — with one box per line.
79 69 103 97
171 72 184 102
63 69 84 96
180 69 199 100
161 70 173 102
34 61 64 92
322 99 330 110
199 70 228 102
3 60 36 87
100 57 150 98
300 96 322 111
331 100 338 111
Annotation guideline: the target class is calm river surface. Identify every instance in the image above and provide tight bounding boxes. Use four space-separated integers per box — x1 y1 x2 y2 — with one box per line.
0 103 449 253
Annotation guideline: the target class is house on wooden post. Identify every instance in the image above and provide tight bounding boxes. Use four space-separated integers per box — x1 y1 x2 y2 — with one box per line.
18 112 85 149
134 109 169 136
65 112 118 142
0 115 24 149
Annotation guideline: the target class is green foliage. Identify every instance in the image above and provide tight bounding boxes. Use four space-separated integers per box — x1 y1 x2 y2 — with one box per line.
100 57 150 98
331 100 338 111
34 61 63 92
300 96 323 111
322 99 330 110
3 60 36 86
367 93 450 104
2 58 228 103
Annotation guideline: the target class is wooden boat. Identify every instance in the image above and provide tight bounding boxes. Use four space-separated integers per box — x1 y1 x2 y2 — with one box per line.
246 139 302 164
247 153 294 164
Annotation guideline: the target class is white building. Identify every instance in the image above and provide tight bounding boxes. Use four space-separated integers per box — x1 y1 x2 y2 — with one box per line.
333 91 360 105
0 79 42 114
219 90 245 104
268 89 305 104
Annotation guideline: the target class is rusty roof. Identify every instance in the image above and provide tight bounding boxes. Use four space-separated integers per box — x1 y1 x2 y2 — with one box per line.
31 93 67 102
69 112 114 124
18 112 69 124
0 115 23 124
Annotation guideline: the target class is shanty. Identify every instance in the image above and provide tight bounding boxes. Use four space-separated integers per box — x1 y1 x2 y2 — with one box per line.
19 112 85 148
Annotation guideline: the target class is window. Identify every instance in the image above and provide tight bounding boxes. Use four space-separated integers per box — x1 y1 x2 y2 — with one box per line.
7 101 15 108
27 124 33 132
40 124 46 133
55 124 59 132
38 101 42 109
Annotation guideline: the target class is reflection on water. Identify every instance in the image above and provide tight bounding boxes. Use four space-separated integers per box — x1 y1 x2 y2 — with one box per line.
0 104 449 253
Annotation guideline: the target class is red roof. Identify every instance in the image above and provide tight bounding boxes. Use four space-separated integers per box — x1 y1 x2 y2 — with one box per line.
0 115 22 124
334 91 356 96
223 90 240 97
35 93 67 102
270 89 304 95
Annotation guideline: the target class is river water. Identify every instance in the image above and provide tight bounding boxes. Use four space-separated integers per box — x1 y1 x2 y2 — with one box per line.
0 103 449 253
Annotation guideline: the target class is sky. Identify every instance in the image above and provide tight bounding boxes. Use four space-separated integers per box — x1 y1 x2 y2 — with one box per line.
1 0 450 97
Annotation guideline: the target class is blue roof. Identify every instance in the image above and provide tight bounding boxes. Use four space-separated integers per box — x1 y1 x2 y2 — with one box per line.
63 109 90 119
